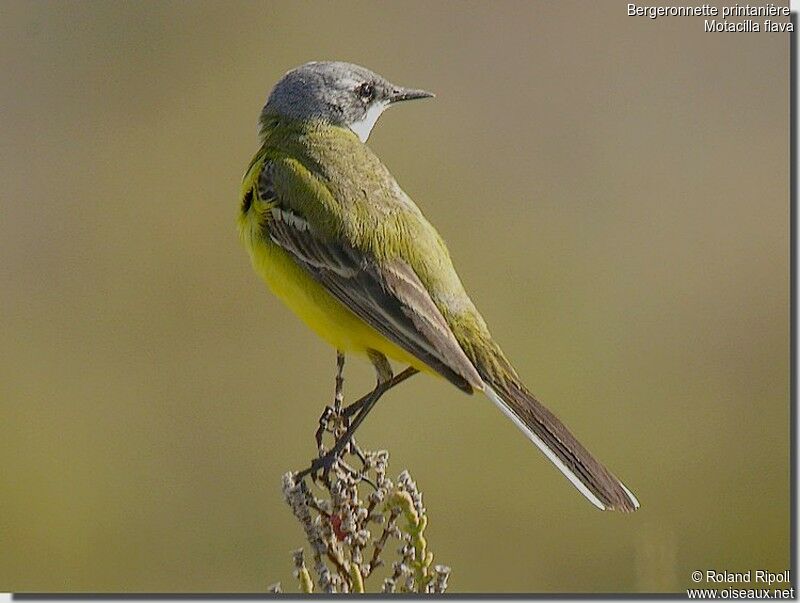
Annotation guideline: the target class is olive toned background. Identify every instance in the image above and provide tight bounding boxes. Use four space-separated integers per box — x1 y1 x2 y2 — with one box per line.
0 0 790 593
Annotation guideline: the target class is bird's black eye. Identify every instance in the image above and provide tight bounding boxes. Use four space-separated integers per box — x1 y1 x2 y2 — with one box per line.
357 82 375 101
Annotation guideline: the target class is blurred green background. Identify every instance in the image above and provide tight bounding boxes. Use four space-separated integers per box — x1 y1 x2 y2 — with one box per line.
0 0 790 594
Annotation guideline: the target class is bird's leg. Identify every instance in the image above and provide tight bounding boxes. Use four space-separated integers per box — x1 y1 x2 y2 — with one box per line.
341 366 419 418
314 406 334 455
315 351 346 454
342 352 391 457
332 351 347 443
300 386 386 480
297 352 418 481
333 351 345 415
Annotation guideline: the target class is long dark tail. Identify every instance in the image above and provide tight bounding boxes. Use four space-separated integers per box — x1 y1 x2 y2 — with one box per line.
482 373 639 512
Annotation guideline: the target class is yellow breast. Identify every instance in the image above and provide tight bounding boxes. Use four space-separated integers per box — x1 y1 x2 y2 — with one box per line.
238 204 430 373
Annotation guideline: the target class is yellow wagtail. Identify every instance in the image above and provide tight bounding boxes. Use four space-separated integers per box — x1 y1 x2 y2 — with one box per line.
238 62 639 512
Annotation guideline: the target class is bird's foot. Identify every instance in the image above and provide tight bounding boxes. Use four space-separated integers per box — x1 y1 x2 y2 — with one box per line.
296 445 345 484
296 445 377 491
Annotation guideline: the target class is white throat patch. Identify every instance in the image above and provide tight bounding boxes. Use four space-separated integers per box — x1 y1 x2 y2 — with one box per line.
348 102 388 142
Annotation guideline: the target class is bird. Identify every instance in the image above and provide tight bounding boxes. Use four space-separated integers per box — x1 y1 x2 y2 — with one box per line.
238 61 639 512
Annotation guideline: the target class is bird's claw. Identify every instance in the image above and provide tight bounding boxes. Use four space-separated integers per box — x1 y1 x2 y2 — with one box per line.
298 448 341 484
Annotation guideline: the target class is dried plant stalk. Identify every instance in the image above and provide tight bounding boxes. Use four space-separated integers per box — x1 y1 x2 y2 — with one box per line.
276 400 450 594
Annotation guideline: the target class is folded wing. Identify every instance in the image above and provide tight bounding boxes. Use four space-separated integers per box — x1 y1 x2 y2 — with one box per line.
261 160 483 393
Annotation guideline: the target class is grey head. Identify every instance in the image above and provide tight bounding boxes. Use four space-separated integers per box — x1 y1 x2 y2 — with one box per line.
261 61 433 142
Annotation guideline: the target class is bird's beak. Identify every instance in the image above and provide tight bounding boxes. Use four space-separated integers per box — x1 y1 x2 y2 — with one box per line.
388 87 435 104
